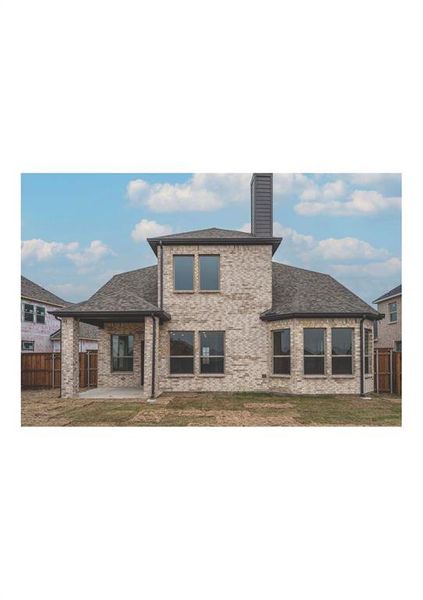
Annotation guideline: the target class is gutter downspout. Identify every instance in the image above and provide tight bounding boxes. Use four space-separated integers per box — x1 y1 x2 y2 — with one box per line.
359 316 365 396
159 240 164 310
151 317 156 398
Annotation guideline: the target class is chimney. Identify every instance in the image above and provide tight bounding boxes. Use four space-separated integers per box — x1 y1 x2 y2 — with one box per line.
250 173 273 237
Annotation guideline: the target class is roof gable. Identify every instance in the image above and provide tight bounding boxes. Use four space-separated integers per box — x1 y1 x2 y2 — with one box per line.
373 284 401 304
21 276 67 307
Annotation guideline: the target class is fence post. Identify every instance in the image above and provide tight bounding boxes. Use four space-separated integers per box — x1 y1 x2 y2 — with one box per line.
389 350 393 394
87 352 90 388
375 349 379 393
52 352 55 388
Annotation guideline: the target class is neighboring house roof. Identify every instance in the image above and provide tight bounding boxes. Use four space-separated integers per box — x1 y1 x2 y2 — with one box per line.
260 263 381 321
50 265 170 321
147 227 282 255
373 284 402 304
21 275 67 307
50 322 99 341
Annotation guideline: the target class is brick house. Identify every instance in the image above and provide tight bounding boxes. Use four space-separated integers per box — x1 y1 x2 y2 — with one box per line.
21 276 98 352
52 173 381 399
373 285 402 351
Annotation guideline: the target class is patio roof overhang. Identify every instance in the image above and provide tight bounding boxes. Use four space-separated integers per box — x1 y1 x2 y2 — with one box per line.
260 311 384 322
49 309 171 328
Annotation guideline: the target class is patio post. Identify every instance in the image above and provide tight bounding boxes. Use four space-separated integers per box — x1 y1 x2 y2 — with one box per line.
143 315 159 399
61 317 79 398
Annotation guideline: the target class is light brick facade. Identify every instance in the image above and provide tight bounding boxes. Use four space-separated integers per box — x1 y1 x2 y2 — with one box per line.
97 322 144 388
61 317 79 398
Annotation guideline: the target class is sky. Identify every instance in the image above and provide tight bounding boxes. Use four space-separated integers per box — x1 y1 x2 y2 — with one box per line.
21 173 401 305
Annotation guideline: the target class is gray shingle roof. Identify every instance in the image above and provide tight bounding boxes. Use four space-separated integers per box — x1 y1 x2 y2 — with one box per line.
373 284 401 304
261 262 380 320
21 275 67 307
147 227 282 255
50 322 99 341
52 265 160 314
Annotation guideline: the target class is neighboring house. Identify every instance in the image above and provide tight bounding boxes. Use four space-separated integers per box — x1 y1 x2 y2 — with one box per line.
21 276 99 353
21 276 67 352
52 173 382 399
373 285 402 351
50 322 99 352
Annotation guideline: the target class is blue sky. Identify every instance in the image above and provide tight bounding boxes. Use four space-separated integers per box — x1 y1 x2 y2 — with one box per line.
21 173 401 305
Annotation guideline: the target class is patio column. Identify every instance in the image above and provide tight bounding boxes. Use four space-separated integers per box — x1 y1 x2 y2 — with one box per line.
61 317 79 398
144 316 160 399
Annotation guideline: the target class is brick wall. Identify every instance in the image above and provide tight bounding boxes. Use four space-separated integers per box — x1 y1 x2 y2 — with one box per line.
97 322 144 388
374 296 401 349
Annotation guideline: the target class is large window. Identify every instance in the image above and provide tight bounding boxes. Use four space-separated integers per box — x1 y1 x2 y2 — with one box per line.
22 303 34 322
364 329 372 374
111 334 134 372
273 329 291 375
331 328 353 375
389 302 397 322
304 328 325 375
200 331 224 374
199 255 220 291
174 255 194 291
36 306 45 324
170 331 194 374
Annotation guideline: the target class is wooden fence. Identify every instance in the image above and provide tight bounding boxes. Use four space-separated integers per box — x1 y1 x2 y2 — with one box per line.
374 349 402 395
21 351 98 389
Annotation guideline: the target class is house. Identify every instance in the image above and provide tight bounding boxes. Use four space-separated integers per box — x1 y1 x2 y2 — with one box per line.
373 285 402 351
21 275 99 352
21 276 68 352
52 173 381 399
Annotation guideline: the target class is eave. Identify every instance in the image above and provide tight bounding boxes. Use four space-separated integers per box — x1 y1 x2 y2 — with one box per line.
147 236 283 255
260 311 383 322
49 309 171 327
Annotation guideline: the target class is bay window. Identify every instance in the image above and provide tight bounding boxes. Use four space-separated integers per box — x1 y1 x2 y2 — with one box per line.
272 329 291 375
304 328 325 375
331 328 353 375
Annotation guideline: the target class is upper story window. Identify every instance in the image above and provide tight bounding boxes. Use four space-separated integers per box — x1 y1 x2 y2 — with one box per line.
200 331 224 374
36 306 46 324
111 334 134 372
272 329 291 375
389 301 398 323
373 320 379 339
199 255 220 291
173 255 194 291
304 328 325 375
22 303 34 322
331 328 353 375
169 331 194 374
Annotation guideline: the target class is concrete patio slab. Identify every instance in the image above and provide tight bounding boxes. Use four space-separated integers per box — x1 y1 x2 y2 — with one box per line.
79 387 144 400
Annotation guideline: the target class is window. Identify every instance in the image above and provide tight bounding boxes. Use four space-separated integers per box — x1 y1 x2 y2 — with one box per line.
373 320 379 339
174 255 194 291
200 331 224 374
36 306 45 324
170 331 194 374
273 329 291 375
199 255 220 291
111 334 134 371
389 301 398 323
395 340 402 352
304 328 325 375
331 328 353 375
364 329 372 374
22 340 34 351
22 303 34 322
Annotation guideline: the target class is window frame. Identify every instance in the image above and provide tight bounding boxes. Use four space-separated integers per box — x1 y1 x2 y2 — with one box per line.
364 328 372 375
169 330 195 375
303 328 326 376
331 328 353 376
272 329 291 376
388 301 398 323
173 254 195 292
199 254 220 292
199 330 225 375
36 305 46 324
22 302 35 322
110 334 134 372
21 340 34 351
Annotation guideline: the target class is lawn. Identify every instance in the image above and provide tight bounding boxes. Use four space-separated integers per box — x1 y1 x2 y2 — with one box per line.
21 389 401 427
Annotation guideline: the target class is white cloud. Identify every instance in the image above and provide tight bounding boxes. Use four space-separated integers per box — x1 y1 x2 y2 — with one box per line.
131 219 173 242
346 173 401 185
330 257 401 278
313 237 389 261
21 239 78 261
66 240 112 267
296 189 401 216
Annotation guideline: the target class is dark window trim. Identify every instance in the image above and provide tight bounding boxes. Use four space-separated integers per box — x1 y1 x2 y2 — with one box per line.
272 328 291 375
110 334 134 372
173 254 195 292
22 302 35 322
331 327 354 375
199 330 225 374
303 328 326 375
199 254 220 292
36 305 46 324
169 330 195 375
388 301 398 323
